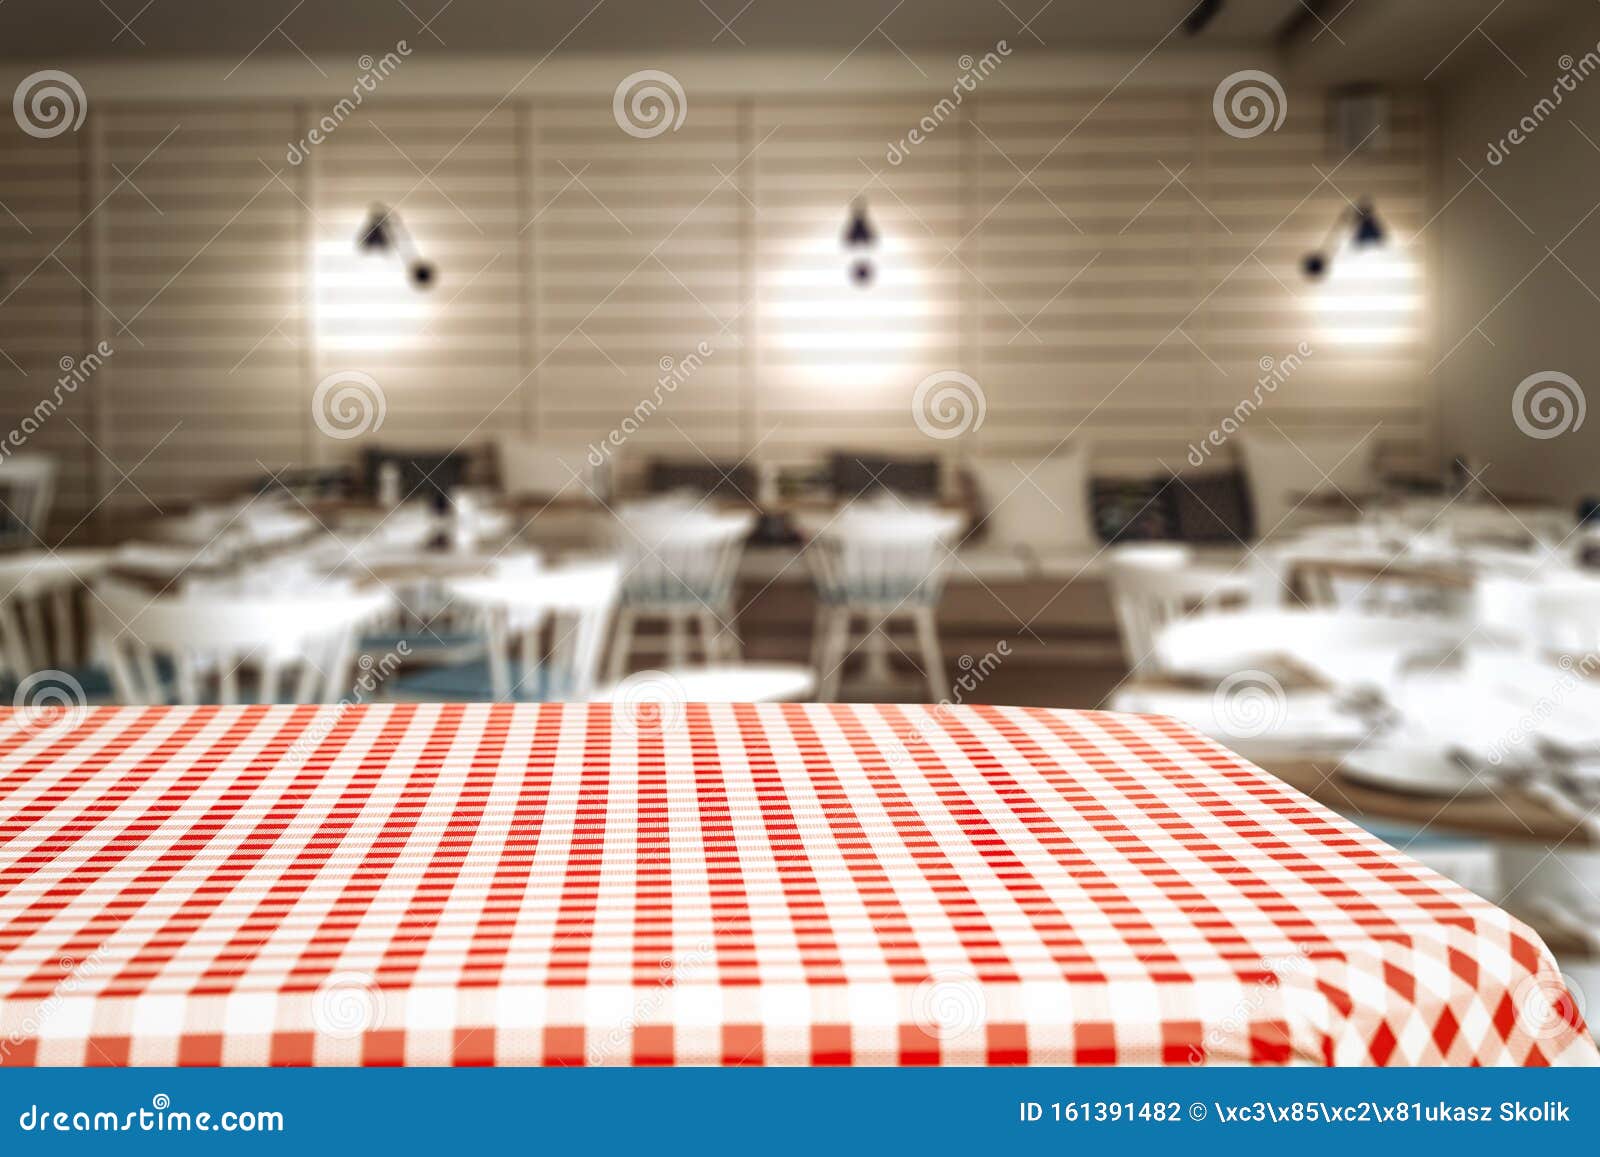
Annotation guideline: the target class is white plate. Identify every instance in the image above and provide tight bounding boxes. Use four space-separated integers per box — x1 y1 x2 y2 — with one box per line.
1154 610 1472 691
1110 687 1370 751
1338 742 1496 798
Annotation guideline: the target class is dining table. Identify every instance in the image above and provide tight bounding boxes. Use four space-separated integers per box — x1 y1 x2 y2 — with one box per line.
0 701 1591 1067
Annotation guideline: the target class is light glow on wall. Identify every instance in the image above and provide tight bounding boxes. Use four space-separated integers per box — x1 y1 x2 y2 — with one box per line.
1306 235 1423 348
314 209 433 352
765 209 935 393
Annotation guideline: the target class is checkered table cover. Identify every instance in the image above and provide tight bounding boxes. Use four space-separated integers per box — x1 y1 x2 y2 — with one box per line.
0 702 1592 1067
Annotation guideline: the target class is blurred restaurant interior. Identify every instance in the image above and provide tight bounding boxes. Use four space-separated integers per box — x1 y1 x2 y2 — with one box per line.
1 0 1599 1034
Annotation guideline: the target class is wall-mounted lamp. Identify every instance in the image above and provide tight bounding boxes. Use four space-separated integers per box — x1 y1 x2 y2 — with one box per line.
358 203 436 289
1302 199 1386 279
842 199 877 286
1183 0 1225 35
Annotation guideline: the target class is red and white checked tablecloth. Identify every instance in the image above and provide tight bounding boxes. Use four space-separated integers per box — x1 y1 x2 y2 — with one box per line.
0 702 1593 1067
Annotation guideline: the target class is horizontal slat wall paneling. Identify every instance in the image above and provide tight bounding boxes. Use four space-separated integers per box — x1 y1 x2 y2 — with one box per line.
1196 89 1432 474
311 103 523 467
752 98 966 466
99 105 303 513
531 97 747 471
969 90 1207 475
0 123 94 528
11 82 1432 542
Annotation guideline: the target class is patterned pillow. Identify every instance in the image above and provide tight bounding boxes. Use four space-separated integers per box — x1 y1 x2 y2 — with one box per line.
1168 469 1255 543
1091 476 1176 543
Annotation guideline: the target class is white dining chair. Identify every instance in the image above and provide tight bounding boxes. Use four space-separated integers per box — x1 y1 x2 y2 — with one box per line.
606 506 755 680
91 580 392 704
0 550 108 680
441 559 622 701
0 455 56 551
1105 543 1252 673
798 505 963 702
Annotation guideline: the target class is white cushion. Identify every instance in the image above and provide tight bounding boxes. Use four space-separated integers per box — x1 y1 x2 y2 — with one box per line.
970 444 1094 549
1238 432 1375 538
495 437 606 501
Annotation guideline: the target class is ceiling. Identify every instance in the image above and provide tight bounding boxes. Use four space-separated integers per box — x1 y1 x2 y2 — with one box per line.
0 0 1576 84
0 1 1297 57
